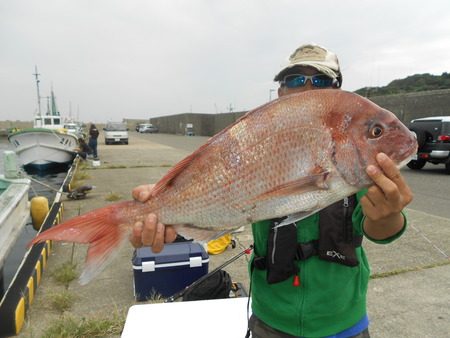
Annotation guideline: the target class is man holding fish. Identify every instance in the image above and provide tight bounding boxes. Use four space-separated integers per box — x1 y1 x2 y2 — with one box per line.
130 44 414 338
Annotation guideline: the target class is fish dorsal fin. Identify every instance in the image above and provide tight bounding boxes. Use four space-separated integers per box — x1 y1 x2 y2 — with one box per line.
251 169 330 203
151 100 279 197
151 142 210 196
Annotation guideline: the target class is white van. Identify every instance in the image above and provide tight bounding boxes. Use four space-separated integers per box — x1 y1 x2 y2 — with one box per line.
104 122 129 145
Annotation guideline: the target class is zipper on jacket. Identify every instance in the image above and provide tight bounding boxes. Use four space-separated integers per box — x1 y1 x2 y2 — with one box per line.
271 227 278 264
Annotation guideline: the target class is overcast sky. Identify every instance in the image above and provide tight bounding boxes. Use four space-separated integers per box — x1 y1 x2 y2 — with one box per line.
1 0 449 123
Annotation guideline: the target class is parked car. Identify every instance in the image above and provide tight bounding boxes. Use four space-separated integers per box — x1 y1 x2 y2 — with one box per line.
104 122 129 145
139 123 159 133
407 116 450 174
64 123 84 138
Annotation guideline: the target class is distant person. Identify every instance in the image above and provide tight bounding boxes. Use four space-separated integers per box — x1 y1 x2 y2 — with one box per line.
75 137 91 160
88 123 99 159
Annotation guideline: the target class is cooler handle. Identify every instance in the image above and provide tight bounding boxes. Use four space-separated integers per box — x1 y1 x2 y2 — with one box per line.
142 261 155 272
189 256 202 268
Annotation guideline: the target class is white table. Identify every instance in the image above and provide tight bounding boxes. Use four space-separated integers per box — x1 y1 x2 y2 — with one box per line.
122 297 251 337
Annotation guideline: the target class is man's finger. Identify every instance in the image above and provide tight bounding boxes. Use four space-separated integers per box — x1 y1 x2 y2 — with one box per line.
129 222 144 248
132 184 155 202
375 153 407 189
152 222 166 253
365 185 385 206
141 214 157 246
359 196 378 219
165 225 178 243
366 164 396 193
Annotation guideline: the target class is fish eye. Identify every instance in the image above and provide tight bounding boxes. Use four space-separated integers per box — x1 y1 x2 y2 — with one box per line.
369 125 384 138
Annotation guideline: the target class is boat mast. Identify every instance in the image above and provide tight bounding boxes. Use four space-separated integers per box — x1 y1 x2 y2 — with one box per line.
33 65 42 117
50 87 60 116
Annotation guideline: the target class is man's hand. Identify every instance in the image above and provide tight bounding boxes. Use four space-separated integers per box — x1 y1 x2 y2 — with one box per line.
361 153 413 240
130 184 177 252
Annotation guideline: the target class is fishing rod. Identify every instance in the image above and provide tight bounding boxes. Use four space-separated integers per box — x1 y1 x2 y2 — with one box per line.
165 244 253 303
24 175 59 192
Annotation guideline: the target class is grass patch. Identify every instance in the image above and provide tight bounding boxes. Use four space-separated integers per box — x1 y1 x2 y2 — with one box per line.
74 171 91 181
77 161 88 171
50 290 76 313
53 261 78 286
41 314 125 338
104 164 127 169
69 165 90 190
105 192 122 201
143 290 165 303
371 259 450 279
69 180 84 190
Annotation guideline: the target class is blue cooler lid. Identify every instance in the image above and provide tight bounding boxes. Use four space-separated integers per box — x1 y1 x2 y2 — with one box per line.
132 242 209 272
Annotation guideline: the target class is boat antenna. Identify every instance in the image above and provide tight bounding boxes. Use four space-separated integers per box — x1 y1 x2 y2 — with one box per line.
33 65 42 116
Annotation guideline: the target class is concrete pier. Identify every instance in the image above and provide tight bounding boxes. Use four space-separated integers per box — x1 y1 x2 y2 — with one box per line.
17 131 450 337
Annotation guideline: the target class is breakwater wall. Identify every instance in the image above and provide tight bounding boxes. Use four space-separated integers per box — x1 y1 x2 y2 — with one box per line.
369 89 450 123
149 111 246 137
149 89 450 136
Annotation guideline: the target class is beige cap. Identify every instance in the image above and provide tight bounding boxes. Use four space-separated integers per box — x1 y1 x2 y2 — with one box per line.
273 44 341 83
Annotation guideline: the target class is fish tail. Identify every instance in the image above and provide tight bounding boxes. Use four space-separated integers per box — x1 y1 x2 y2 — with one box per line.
29 200 138 285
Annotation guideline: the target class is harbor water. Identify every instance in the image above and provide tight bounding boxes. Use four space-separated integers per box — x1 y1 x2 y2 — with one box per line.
0 138 67 298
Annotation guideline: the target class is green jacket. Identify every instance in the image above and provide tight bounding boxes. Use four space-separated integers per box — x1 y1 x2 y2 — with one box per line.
250 190 406 337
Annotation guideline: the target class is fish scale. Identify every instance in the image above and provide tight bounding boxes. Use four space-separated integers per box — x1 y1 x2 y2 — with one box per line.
153 115 336 227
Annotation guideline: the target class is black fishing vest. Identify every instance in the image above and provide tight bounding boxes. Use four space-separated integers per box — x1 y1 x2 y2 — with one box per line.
253 194 363 284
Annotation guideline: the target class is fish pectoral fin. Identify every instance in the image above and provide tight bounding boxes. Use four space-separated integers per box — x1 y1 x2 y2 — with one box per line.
275 209 317 227
251 170 331 203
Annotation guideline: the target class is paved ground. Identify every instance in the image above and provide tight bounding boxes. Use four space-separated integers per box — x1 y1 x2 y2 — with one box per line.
19 131 450 337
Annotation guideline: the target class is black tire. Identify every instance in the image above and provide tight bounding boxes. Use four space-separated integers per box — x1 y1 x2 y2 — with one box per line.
410 129 427 148
445 162 450 175
407 159 426 170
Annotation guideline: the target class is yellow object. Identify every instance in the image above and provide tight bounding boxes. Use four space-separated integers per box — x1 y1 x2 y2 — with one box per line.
15 297 25 333
30 196 49 230
27 278 34 304
207 233 232 255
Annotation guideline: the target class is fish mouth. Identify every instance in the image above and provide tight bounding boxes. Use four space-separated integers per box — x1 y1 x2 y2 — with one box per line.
393 141 418 169
396 155 414 169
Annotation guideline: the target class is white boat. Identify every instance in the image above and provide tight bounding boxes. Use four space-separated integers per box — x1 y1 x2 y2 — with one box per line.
0 152 31 270
8 67 78 170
